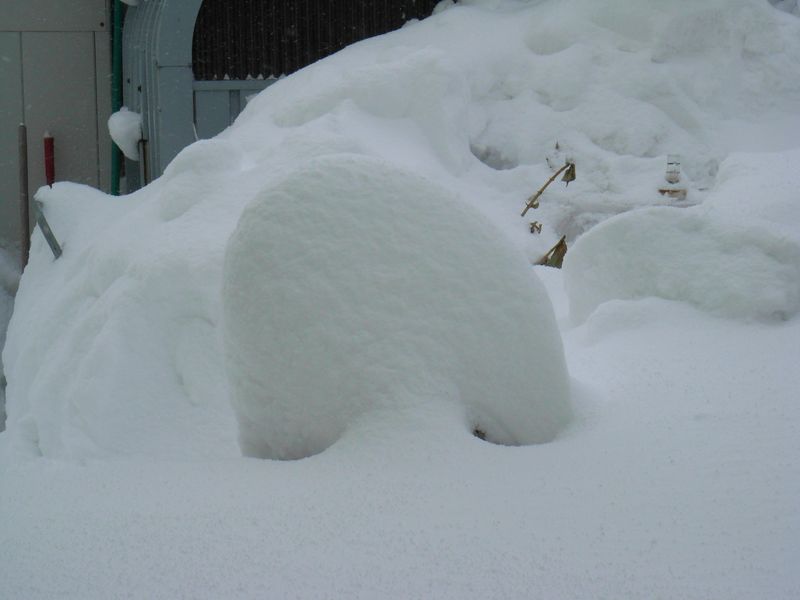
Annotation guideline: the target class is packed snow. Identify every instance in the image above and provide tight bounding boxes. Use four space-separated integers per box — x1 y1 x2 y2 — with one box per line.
0 247 19 430
107 106 142 161
1 0 799 597
565 153 800 323
223 154 570 459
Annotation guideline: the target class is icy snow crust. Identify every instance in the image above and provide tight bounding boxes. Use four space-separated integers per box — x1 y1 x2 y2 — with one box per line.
224 155 570 459
2 0 800 597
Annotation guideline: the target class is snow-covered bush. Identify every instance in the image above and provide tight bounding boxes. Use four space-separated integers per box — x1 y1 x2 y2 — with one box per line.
564 207 800 322
222 155 571 459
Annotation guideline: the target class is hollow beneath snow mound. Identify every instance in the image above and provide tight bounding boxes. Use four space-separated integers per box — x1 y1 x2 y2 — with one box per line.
222 155 571 460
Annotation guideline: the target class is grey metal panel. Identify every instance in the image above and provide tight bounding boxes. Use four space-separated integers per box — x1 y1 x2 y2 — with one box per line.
152 0 204 173
194 90 230 140
155 65 196 173
156 0 204 67
228 90 240 124
0 33 23 248
192 79 275 141
1 0 107 32
122 0 203 182
95 31 112 193
193 79 276 92
21 32 99 193
239 82 275 112
122 0 161 189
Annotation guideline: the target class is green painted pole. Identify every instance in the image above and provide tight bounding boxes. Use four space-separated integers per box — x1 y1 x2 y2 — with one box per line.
110 0 123 195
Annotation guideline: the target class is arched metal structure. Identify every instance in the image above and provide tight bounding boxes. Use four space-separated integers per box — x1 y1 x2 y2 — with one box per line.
123 0 204 188
123 0 440 189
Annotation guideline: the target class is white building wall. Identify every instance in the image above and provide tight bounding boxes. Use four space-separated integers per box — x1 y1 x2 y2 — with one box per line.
0 0 110 255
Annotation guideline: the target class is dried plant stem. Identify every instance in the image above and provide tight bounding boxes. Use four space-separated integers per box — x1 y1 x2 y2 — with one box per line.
536 235 568 268
521 162 571 217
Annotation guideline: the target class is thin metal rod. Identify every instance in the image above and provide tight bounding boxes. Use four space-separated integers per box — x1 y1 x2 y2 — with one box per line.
138 138 149 186
33 203 62 260
18 123 30 270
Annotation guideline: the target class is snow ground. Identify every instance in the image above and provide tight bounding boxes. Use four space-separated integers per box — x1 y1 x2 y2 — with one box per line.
0 247 20 430
2 294 797 598
1 0 799 597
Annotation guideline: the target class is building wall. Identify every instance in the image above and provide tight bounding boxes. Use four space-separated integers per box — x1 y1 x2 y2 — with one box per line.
0 0 110 254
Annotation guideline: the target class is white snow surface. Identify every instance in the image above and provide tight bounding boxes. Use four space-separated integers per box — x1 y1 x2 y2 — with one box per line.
2 0 799 597
770 0 800 15
107 107 142 161
0 247 19 429
565 149 800 323
223 154 570 459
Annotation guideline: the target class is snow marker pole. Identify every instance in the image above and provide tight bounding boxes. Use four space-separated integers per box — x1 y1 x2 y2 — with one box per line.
43 132 55 187
33 202 63 260
35 130 63 260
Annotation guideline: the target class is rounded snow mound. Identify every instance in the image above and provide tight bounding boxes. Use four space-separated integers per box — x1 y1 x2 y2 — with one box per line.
222 155 571 460
564 206 800 323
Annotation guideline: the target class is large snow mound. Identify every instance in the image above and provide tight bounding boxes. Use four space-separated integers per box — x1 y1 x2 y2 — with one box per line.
1 1 800 597
1 181 240 461
223 155 571 460
3 0 800 464
565 207 800 322
564 149 800 322
0 247 19 430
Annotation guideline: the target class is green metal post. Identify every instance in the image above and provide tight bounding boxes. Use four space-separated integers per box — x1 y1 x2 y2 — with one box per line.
110 0 123 195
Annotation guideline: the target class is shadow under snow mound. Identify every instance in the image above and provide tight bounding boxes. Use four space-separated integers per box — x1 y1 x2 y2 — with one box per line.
222 155 571 460
564 206 800 323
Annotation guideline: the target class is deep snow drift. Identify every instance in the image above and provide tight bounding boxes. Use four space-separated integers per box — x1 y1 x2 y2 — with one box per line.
1 0 799 598
223 154 570 459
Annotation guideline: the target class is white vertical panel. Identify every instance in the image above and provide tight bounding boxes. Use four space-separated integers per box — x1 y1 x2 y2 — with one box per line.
95 31 112 193
194 90 231 140
0 33 24 248
0 0 107 33
22 32 99 193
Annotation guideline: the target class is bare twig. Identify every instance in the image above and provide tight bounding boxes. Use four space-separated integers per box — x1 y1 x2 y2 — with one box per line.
521 162 574 217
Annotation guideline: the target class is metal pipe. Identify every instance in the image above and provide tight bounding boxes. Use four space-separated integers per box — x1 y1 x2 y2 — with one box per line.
138 138 149 186
110 0 123 195
18 123 29 270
